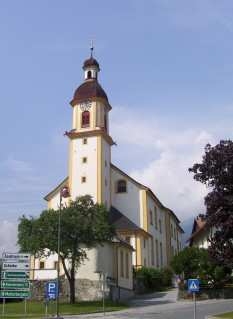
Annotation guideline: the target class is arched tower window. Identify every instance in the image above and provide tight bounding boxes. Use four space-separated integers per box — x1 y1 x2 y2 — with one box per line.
87 70 92 79
82 111 90 127
117 180 127 193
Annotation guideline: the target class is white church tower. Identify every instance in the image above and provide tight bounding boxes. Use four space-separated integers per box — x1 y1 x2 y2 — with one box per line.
66 48 115 207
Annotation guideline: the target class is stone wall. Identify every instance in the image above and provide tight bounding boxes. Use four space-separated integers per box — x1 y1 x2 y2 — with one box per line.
28 278 134 302
134 277 146 295
28 278 103 302
178 289 233 300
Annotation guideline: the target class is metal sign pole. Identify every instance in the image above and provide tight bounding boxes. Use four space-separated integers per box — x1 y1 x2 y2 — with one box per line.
2 298 5 315
193 291 196 319
188 279 199 319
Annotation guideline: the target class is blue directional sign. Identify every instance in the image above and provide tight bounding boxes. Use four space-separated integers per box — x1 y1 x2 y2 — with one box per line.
46 282 57 299
188 279 199 291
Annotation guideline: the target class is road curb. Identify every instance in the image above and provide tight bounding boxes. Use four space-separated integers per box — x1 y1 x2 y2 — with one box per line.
205 316 226 319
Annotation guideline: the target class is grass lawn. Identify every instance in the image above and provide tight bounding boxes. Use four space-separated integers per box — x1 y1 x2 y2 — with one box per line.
213 312 233 318
0 299 128 318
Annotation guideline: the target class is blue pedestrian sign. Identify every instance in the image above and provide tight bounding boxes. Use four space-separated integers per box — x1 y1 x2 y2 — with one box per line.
46 282 57 299
188 279 199 291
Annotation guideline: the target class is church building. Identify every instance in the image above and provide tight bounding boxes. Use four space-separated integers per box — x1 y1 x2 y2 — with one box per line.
30 49 184 299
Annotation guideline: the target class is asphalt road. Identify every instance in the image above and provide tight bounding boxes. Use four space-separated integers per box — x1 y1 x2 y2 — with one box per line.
59 289 233 319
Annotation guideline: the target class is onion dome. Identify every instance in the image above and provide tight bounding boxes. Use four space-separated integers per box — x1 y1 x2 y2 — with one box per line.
73 81 108 102
83 57 99 69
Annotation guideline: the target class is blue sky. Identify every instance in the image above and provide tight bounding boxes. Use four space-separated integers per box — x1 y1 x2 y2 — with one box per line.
1 0 233 254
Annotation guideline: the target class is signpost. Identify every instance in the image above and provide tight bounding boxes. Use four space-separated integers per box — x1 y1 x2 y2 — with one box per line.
1 280 30 289
1 290 30 299
2 252 30 261
1 252 31 315
188 279 199 319
1 271 30 279
2 262 30 270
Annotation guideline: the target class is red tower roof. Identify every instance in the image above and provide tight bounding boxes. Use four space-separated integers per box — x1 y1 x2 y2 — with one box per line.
73 81 108 102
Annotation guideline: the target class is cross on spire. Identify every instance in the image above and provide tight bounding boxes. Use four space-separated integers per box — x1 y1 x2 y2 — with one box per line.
90 38 94 58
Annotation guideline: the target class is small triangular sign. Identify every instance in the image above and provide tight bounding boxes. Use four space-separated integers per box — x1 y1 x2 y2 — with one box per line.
190 281 197 289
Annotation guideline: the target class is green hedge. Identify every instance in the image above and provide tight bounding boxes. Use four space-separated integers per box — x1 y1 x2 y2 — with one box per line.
135 267 173 290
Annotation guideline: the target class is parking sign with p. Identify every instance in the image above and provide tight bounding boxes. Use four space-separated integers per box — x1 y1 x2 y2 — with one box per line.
46 282 57 299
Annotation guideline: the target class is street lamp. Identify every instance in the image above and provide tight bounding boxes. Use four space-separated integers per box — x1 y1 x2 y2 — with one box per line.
56 185 70 318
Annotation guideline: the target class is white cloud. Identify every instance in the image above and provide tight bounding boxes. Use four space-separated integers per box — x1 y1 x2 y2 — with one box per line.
111 107 218 222
130 141 208 221
0 221 18 256
1 157 33 173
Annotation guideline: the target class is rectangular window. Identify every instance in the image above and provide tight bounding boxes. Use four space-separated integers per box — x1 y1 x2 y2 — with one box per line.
39 261 45 269
154 207 158 229
144 258 146 267
155 239 159 267
82 157 87 163
54 261 58 269
82 138 88 145
144 237 146 248
105 179 107 186
150 210 153 225
81 176 86 183
105 160 107 167
126 253 129 278
120 250 124 277
151 237 154 265
160 242 163 267
159 219 162 233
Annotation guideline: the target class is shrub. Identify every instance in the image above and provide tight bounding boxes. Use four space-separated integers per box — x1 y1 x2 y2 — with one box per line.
135 267 170 290
160 267 173 286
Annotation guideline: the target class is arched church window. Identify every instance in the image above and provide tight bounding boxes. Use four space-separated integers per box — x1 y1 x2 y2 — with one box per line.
87 70 92 79
82 111 90 127
117 180 127 193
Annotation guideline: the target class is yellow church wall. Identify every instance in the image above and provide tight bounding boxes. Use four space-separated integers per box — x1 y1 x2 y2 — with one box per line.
101 138 111 208
145 193 168 268
70 137 98 202
97 135 102 204
110 166 142 228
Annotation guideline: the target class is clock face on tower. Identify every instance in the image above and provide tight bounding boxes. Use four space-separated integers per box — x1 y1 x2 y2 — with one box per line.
80 100 92 111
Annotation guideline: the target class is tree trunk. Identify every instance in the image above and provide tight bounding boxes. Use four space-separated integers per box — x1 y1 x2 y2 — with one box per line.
69 262 76 304
61 258 76 304
69 276 76 304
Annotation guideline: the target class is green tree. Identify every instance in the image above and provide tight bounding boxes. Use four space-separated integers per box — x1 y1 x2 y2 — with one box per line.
170 247 225 285
17 195 116 304
170 247 201 277
189 140 233 270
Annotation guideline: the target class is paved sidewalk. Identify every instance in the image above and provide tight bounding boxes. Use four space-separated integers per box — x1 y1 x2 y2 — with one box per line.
122 288 178 308
59 288 179 318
